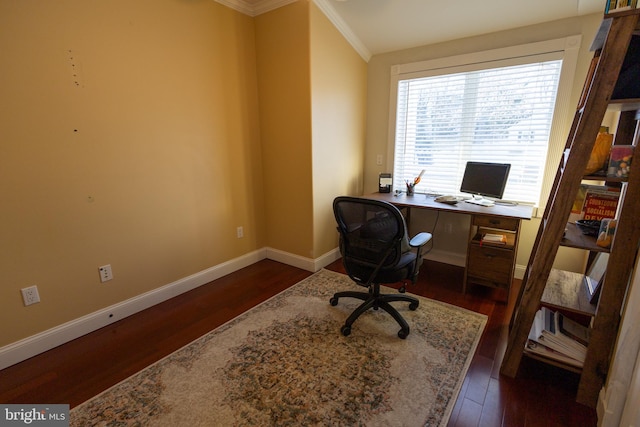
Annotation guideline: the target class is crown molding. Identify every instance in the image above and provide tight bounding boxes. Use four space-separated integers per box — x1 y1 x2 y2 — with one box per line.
312 0 370 62
215 0 371 62
215 0 297 17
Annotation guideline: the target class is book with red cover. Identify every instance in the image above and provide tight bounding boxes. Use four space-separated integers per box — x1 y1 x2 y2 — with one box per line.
581 187 620 221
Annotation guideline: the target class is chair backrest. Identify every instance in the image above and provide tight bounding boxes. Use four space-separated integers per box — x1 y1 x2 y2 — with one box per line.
333 197 409 274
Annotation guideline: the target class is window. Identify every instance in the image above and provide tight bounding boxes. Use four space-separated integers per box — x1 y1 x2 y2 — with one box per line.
389 37 581 207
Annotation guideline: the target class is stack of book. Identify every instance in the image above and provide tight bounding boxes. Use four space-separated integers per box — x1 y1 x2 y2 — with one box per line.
606 0 638 13
526 307 590 368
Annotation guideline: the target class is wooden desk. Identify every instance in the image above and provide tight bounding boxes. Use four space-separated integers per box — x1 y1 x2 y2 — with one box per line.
365 192 534 302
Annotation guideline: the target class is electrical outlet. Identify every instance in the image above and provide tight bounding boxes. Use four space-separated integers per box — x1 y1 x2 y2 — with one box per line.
21 285 40 306
99 264 113 283
237 226 244 238
376 154 383 165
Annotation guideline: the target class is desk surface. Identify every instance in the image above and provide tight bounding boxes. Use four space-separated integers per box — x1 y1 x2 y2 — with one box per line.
365 192 534 221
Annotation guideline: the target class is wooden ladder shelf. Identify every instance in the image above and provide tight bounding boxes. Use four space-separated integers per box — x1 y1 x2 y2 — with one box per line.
500 11 640 408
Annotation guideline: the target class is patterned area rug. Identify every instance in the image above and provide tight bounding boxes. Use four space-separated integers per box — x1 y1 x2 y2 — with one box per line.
71 269 487 426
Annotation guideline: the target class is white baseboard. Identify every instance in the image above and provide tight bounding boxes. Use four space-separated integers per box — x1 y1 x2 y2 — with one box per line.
4 244 516 371
1 247 341 371
597 382 626 427
424 249 466 267
266 246 341 272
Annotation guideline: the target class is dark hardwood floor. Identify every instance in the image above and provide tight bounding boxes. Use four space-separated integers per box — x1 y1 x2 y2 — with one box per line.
0 258 597 426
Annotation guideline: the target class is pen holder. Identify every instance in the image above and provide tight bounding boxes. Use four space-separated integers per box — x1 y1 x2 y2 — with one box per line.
406 183 415 196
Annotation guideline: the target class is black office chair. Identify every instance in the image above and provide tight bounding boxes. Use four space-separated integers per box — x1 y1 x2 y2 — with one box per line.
330 196 432 338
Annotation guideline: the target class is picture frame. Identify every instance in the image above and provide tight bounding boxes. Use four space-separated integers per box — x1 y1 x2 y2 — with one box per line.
584 253 609 304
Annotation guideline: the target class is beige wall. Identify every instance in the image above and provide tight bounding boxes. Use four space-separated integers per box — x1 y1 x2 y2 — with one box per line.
310 3 367 257
255 2 314 258
364 13 603 273
255 1 367 260
0 0 264 347
0 0 367 351
0 0 594 354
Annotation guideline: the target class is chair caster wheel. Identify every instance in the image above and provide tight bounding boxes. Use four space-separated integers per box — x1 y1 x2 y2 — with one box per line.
341 325 351 336
398 328 409 339
409 301 419 311
330 297 339 306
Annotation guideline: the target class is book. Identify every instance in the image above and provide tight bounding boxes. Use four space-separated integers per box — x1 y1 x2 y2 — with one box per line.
569 184 589 223
596 218 616 248
558 313 590 346
608 0 637 12
481 233 507 245
528 308 587 365
581 186 620 221
607 145 634 178
525 340 584 368
570 185 620 222
605 0 618 13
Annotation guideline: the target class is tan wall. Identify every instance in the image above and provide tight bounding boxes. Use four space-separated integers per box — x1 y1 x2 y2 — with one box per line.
364 13 603 273
0 0 368 352
0 1 264 346
310 3 367 258
255 2 314 258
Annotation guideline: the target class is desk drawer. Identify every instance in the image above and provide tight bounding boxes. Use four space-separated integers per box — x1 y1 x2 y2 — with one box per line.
467 245 513 285
473 216 519 231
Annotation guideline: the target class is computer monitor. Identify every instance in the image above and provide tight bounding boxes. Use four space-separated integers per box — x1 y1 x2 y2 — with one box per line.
460 162 511 206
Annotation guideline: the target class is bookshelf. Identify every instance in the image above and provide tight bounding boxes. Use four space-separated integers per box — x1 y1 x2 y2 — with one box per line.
500 10 640 408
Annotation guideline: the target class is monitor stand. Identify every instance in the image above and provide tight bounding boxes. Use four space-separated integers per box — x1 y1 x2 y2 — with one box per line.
465 195 495 207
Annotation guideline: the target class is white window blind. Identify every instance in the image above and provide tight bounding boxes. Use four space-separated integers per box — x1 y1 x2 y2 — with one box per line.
392 47 569 206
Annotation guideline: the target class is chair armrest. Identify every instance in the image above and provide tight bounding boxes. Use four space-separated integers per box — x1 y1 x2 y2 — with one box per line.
409 232 432 248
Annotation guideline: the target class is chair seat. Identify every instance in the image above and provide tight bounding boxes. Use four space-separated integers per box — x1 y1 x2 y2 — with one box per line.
346 251 416 286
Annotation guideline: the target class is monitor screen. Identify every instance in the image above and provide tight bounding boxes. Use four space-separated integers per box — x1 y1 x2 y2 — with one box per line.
460 162 511 200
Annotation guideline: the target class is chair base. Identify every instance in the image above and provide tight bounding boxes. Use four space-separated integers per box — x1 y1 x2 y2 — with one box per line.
329 284 419 339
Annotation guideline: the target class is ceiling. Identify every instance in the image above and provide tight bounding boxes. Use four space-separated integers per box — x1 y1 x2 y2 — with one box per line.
217 0 605 60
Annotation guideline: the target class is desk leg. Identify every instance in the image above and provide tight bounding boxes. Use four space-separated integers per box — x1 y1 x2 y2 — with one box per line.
398 206 412 232
405 207 411 230
463 219 476 295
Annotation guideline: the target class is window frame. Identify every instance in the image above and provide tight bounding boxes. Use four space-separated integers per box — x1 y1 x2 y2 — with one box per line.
387 36 582 213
